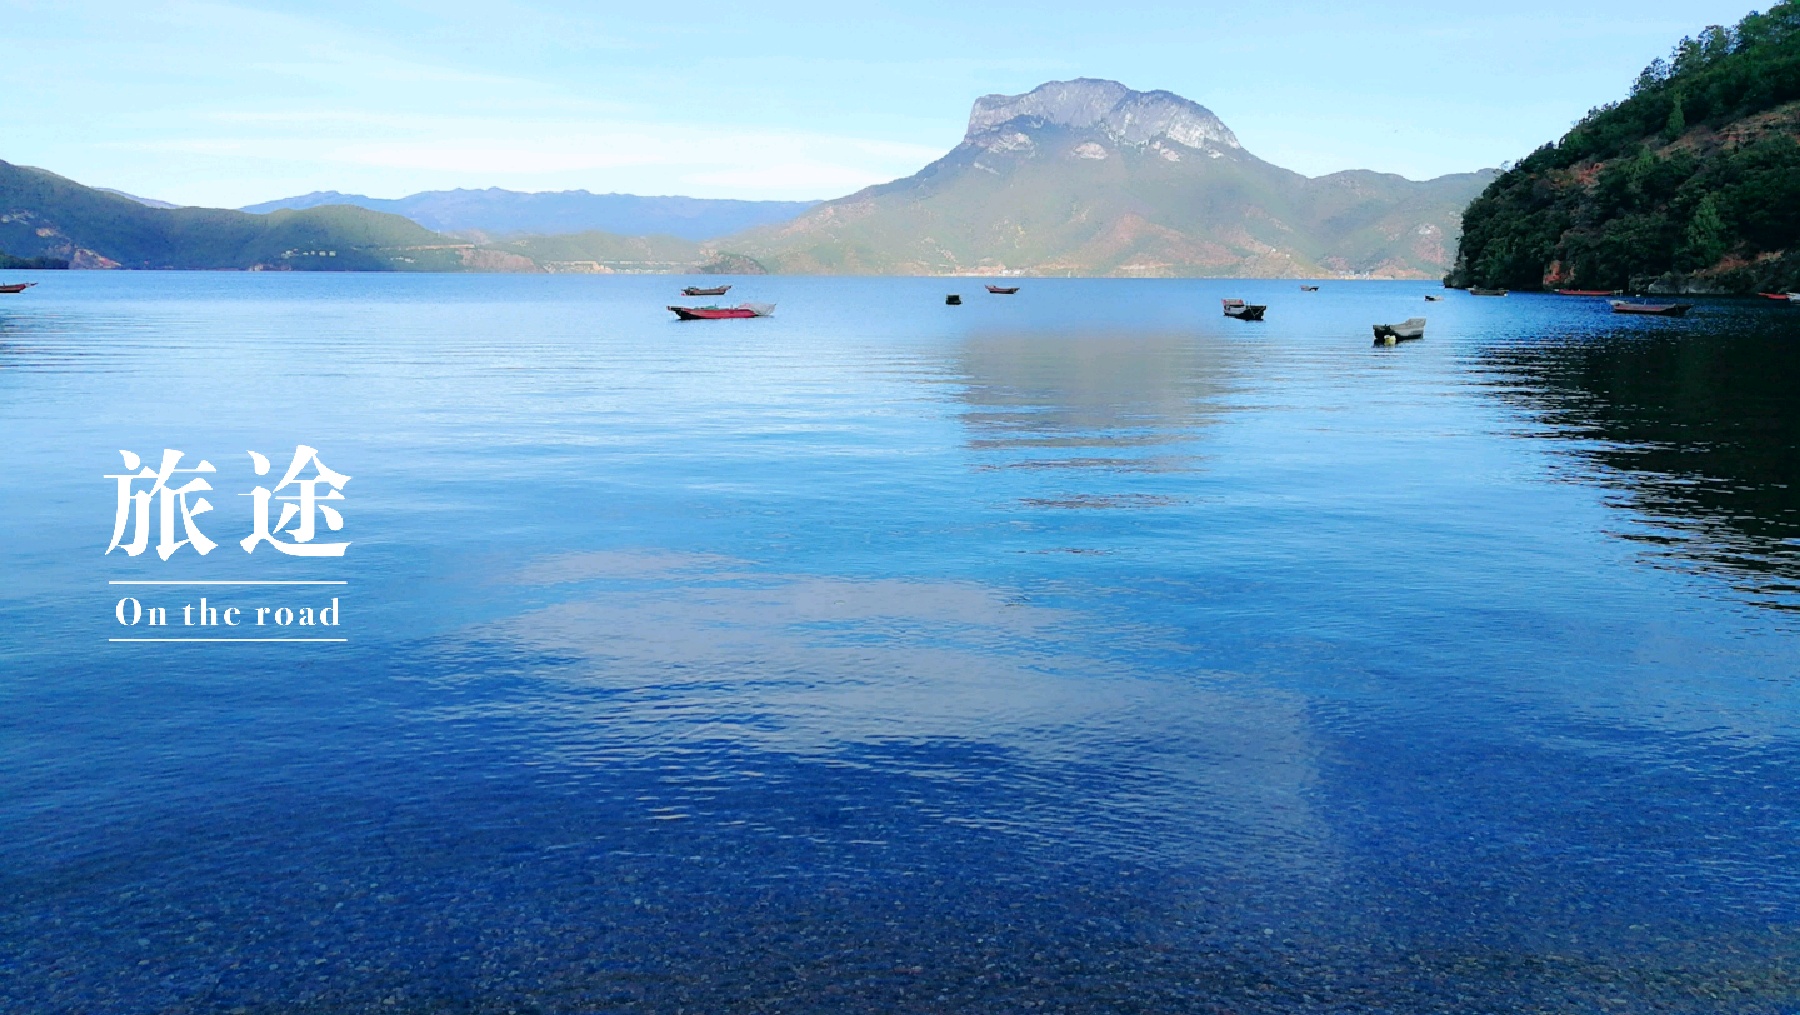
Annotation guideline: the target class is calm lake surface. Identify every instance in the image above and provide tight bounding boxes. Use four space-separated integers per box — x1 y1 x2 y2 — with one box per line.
2 272 1797 1014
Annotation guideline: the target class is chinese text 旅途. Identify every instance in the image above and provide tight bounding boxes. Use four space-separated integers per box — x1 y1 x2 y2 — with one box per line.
106 445 351 559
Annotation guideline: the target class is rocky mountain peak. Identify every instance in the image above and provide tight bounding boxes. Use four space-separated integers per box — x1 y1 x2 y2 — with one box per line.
964 78 1241 152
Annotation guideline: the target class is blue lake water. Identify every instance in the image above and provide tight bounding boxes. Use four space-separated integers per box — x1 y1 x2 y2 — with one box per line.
1 272 1797 1013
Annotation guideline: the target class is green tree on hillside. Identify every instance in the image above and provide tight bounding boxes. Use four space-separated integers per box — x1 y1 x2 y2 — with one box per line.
1681 193 1729 269
1450 0 1800 292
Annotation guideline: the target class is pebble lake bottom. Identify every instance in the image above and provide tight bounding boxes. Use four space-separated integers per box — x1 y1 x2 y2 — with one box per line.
1 272 1797 1014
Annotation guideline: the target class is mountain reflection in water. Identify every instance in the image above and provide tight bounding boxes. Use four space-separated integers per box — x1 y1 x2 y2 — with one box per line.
955 330 1236 471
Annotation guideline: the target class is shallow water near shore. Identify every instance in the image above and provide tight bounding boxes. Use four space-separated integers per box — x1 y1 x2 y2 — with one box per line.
2 272 1797 1013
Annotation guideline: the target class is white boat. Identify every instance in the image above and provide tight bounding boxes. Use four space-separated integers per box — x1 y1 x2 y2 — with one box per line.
1609 300 1691 317
1372 317 1426 343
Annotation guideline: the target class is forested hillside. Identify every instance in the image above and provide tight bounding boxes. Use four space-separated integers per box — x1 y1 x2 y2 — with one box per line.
1450 1 1800 292
0 161 474 271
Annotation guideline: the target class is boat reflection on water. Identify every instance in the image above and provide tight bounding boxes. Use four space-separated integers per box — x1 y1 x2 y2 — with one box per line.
1479 315 1800 608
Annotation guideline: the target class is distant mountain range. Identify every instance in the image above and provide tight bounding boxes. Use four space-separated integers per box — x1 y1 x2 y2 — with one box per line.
0 161 492 271
0 79 1495 276
717 79 1495 277
242 189 819 241
98 188 183 210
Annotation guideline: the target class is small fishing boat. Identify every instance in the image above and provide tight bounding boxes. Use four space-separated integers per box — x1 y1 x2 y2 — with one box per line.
945 294 963 305
1425 295 1443 301
1372 317 1426 343
1300 285 1320 291
0 282 37 294
682 285 731 296
1758 292 1792 300
985 285 1020 294
1469 287 1508 296
1609 300 1692 317
1222 298 1266 321
1556 289 1622 296
668 303 774 320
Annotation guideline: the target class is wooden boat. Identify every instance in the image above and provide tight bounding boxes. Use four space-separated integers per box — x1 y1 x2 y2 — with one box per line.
668 302 774 320
1469 287 1508 296
0 282 37 294
945 294 962 305
1424 295 1443 301
985 285 1020 294
1221 298 1266 321
1556 289 1622 296
1372 317 1426 343
1609 300 1692 317
1300 285 1320 291
682 285 730 296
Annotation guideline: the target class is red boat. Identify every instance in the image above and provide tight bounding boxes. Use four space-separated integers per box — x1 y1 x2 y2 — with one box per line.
1609 300 1692 317
1758 292 1799 301
0 282 37 294
1555 289 1622 296
668 302 774 320
985 285 1020 294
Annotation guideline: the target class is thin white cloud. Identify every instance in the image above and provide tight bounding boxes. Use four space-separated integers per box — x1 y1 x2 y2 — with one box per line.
6 0 1765 202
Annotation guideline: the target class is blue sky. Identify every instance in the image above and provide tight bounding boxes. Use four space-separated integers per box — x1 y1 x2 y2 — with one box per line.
2 0 1765 207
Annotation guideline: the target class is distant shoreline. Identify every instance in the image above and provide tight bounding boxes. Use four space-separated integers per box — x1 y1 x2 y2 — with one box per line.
0 267 1444 281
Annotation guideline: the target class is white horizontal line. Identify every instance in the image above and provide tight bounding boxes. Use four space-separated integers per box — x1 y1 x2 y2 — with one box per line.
108 633 347 640
107 580 348 585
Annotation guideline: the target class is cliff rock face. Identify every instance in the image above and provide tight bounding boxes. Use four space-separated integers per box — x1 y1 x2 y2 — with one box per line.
965 79 1241 152
717 79 1489 278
